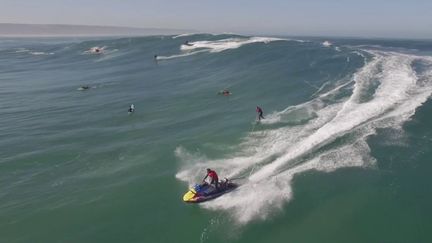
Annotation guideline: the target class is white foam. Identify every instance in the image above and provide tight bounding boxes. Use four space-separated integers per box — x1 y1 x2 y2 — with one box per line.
250 51 419 181
172 33 202 39
156 50 207 60
160 36 304 61
14 48 54 55
14 48 30 53
322 41 332 47
257 112 281 125
176 50 432 224
352 50 367 60
180 37 285 53
83 46 107 55
203 138 374 223
30 51 54 55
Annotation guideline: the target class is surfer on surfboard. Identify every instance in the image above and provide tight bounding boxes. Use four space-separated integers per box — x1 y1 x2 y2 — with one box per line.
256 106 264 121
128 104 135 114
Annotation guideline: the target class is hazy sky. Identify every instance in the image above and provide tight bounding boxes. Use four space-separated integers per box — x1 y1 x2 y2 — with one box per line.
1 0 431 38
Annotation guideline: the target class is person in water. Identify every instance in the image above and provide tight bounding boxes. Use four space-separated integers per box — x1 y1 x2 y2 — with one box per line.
218 89 230 96
203 168 219 190
256 106 264 121
184 41 193 46
128 104 135 113
90 47 103 54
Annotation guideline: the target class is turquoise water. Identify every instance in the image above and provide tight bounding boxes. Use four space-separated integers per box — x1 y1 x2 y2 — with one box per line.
1 34 432 242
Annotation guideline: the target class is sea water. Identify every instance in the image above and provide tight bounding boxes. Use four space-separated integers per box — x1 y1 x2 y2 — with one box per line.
1 34 432 242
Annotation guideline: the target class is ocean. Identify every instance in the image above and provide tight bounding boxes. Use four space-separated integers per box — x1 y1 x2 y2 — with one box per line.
1 34 432 243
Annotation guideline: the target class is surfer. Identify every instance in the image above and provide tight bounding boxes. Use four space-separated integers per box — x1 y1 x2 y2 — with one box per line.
184 41 193 46
78 85 90 91
203 168 219 190
92 47 103 54
218 89 231 96
128 104 135 114
256 106 264 121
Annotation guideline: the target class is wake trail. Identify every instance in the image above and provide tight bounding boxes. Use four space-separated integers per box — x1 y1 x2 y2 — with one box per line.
176 49 432 224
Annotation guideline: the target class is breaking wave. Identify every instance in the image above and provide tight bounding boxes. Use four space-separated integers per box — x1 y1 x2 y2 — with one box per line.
179 37 285 53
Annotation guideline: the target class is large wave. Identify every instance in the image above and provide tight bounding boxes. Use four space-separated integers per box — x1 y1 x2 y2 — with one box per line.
157 36 303 60
175 49 432 224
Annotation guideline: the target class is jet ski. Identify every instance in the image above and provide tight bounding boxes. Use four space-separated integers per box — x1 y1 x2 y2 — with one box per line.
183 179 237 203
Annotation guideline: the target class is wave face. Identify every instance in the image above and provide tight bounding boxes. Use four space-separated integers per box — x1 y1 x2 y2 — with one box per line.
2 34 432 242
172 37 432 223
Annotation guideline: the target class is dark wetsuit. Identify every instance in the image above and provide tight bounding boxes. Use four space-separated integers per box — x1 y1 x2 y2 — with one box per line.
256 106 264 121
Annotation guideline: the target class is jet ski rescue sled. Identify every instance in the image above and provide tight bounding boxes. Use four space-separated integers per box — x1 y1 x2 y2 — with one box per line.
183 179 237 203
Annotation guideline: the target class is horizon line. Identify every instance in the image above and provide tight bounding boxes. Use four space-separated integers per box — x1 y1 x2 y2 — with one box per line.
1 23 431 40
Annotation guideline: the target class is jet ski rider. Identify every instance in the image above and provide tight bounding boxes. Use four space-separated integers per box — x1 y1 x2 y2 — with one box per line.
203 168 219 190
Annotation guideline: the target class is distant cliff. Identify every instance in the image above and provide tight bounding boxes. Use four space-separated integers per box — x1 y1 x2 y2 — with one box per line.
0 23 192 36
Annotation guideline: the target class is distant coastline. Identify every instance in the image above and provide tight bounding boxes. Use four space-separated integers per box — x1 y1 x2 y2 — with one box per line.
0 23 192 37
